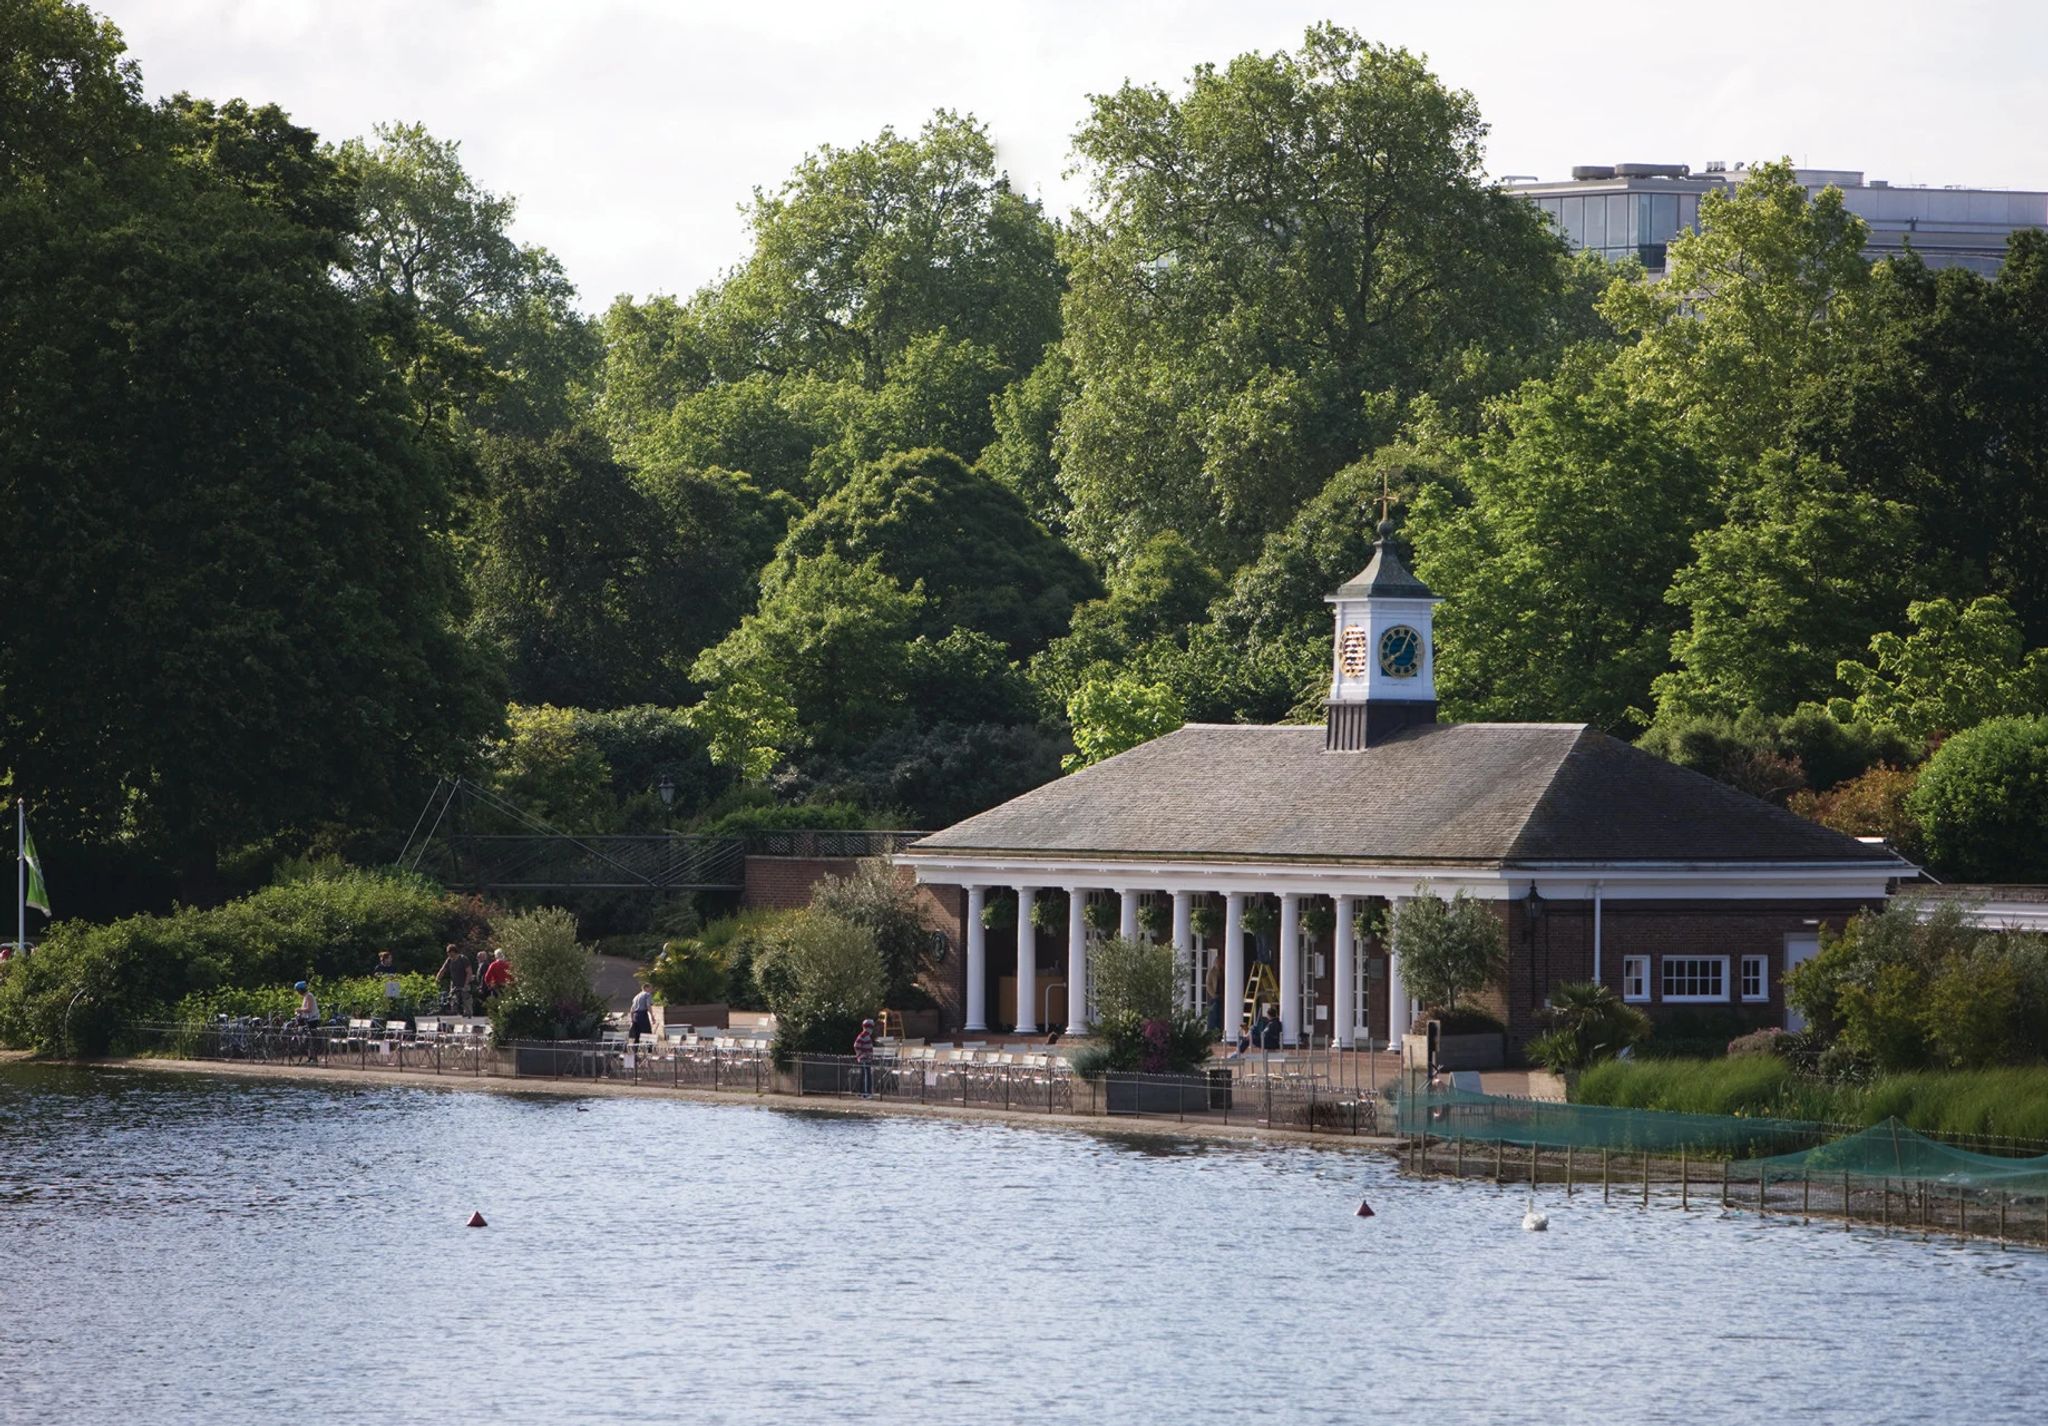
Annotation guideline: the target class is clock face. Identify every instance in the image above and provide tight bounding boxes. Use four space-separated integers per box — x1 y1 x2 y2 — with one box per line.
1338 626 1370 677
1379 625 1423 677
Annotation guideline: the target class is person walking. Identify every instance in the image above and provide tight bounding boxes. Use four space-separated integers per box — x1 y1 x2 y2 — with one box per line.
481 949 512 1000
853 1018 876 1098
472 947 492 1007
628 985 655 1043
435 943 472 1016
292 981 321 1064
374 949 402 1008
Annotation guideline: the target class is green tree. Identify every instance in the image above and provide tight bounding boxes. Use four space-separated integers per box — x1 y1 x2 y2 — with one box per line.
1063 678 1184 772
981 349 1075 531
0 35 501 885
1058 25 1596 566
1525 981 1651 1072
808 860 934 1007
1830 596 2048 742
1392 889 1507 1015
1797 235 2048 641
768 448 1098 655
753 909 887 1063
491 905 604 1042
1031 532 1223 712
1908 716 2048 882
1604 160 1877 463
714 111 1061 387
334 121 595 435
1410 352 1713 730
485 705 621 832
1654 453 1918 718
1 0 143 186
688 551 926 754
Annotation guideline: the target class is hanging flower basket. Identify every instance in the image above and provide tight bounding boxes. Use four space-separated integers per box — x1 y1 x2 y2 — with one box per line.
1302 901 1336 937
1137 902 1171 938
1029 892 1068 934
1240 900 1277 936
1355 902 1389 942
1083 898 1119 934
1190 905 1224 940
980 894 1017 930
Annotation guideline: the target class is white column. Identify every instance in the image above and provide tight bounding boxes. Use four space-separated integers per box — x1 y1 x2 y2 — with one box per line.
1171 891 1194 1006
1333 894 1356 1049
963 885 988 1033
1224 891 1246 1040
1385 900 1407 1052
1066 887 1090 1035
1119 887 1140 942
1279 892 1302 1046
1015 886 1038 1035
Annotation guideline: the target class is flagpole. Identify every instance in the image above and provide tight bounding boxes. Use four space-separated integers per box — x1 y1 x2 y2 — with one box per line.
16 798 24 958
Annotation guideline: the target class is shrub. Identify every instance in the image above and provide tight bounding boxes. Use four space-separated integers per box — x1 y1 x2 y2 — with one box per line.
0 865 485 1055
808 859 934 1007
1908 715 2048 882
1392 887 1506 1014
1433 1007 1507 1035
753 909 886 1065
1574 1060 2048 1139
1727 1026 1790 1058
171 973 441 1024
489 907 604 1044
1079 935 1213 1074
1633 1006 1780 1060
1525 981 1651 1072
641 941 728 1006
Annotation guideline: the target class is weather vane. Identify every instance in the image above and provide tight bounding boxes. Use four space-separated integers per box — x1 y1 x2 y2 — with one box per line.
1377 470 1394 527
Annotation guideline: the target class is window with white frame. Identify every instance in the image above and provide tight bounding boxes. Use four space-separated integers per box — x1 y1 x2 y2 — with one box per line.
1621 955 1649 1003
1741 954 1768 1002
1661 956 1729 1003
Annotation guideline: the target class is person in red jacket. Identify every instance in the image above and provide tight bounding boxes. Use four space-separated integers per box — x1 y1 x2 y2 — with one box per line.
481 949 513 998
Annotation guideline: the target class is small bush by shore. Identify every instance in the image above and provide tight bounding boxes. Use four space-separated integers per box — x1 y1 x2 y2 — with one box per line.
1575 1058 2048 1140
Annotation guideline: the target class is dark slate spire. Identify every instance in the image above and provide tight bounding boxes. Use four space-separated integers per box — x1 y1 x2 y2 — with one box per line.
1331 513 1435 601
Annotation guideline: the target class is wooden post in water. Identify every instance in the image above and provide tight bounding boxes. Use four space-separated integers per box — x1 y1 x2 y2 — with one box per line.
1958 1187 1968 1242
1881 1179 1889 1234
1998 1192 2007 1248
1602 1149 1610 1204
1802 1173 1810 1224
1680 1148 1689 1211
1566 1144 1574 1198
1843 1172 1852 1233
1721 1158 1730 1210
1494 1138 1504 1186
1455 1135 1464 1178
1641 1153 1651 1209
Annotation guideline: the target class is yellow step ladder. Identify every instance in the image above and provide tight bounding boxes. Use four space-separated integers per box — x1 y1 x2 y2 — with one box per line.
1239 963 1278 1038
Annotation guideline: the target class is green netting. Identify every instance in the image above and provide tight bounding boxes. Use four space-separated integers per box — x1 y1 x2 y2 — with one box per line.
1734 1117 2048 1194
1393 1085 1822 1158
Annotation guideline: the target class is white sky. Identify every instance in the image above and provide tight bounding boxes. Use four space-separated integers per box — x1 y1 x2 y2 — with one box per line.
106 0 2047 312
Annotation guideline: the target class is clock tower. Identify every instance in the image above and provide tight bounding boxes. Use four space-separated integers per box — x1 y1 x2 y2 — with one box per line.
1324 508 1442 751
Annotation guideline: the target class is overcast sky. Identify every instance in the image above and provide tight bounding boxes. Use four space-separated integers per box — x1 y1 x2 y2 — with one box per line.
105 0 2046 312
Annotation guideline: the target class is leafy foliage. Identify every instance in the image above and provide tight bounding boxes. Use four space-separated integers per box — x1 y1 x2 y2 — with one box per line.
1063 678 1184 771
489 906 604 1043
752 910 887 1065
1525 981 1651 1072
808 860 936 1008
1391 888 1506 1014
1908 717 2048 882
1829 597 2048 742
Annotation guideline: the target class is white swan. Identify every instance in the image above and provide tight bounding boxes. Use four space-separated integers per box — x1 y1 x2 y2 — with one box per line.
1523 1192 1549 1232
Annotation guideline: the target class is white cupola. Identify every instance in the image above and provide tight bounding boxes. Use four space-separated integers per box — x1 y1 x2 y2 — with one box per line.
1324 511 1442 751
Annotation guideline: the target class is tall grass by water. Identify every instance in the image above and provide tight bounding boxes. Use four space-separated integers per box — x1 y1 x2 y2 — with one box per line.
1575 1059 2048 1141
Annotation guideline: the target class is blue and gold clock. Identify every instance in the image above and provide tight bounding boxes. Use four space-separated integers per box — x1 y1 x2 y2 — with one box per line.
1378 625 1422 677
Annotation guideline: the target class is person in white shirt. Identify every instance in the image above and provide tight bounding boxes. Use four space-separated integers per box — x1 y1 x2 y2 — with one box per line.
628 986 655 1043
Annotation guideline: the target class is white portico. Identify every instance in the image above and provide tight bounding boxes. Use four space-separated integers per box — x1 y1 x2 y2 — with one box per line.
902 519 1910 1046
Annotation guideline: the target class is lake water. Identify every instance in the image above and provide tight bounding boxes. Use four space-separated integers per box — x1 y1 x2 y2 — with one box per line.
2 1063 2044 1425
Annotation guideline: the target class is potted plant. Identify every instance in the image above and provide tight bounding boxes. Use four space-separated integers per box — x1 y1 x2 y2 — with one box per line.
1190 904 1224 940
1137 902 1171 939
1083 898 1119 934
1302 901 1336 937
980 893 1017 930
1240 899 1277 937
1029 891 1068 934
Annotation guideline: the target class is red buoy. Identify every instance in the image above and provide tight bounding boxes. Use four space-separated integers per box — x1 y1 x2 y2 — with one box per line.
1355 1200 1375 1218
466 1211 487 1228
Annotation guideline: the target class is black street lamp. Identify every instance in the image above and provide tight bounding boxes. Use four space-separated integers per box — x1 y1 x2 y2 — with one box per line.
656 774 676 809
1523 883 1545 1009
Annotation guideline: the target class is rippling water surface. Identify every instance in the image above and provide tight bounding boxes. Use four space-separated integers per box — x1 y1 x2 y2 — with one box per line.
2 1063 2044 1425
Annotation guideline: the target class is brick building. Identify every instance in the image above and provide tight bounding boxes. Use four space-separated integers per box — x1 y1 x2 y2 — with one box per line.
899 514 1909 1052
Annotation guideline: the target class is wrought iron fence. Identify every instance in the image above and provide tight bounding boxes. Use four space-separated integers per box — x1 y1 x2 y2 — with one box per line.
739 829 928 859
123 1025 1381 1136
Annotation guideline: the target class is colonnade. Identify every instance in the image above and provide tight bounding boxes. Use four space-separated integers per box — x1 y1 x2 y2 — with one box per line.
956 884 1412 1048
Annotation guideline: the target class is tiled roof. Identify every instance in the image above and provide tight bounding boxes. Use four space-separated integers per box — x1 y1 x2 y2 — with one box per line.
911 722 1906 867
1330 536 1436 601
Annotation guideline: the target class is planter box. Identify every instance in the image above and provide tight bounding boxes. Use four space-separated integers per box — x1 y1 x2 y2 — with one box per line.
1104 1071 1219 1115
1401 1031 1506 1072
662 1002 729 1030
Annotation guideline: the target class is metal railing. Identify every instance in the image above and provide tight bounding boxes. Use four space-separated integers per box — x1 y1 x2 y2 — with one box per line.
739 829 928 859
123 1024 1383 1135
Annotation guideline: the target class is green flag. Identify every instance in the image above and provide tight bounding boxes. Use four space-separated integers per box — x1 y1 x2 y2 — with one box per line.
22 818 49 917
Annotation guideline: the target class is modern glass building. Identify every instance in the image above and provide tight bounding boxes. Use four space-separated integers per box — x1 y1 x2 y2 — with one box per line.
1506 161 2048 276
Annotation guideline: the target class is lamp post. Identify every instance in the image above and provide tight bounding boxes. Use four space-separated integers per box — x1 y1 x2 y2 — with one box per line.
1523 883 1545 1011
656 774 676 810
